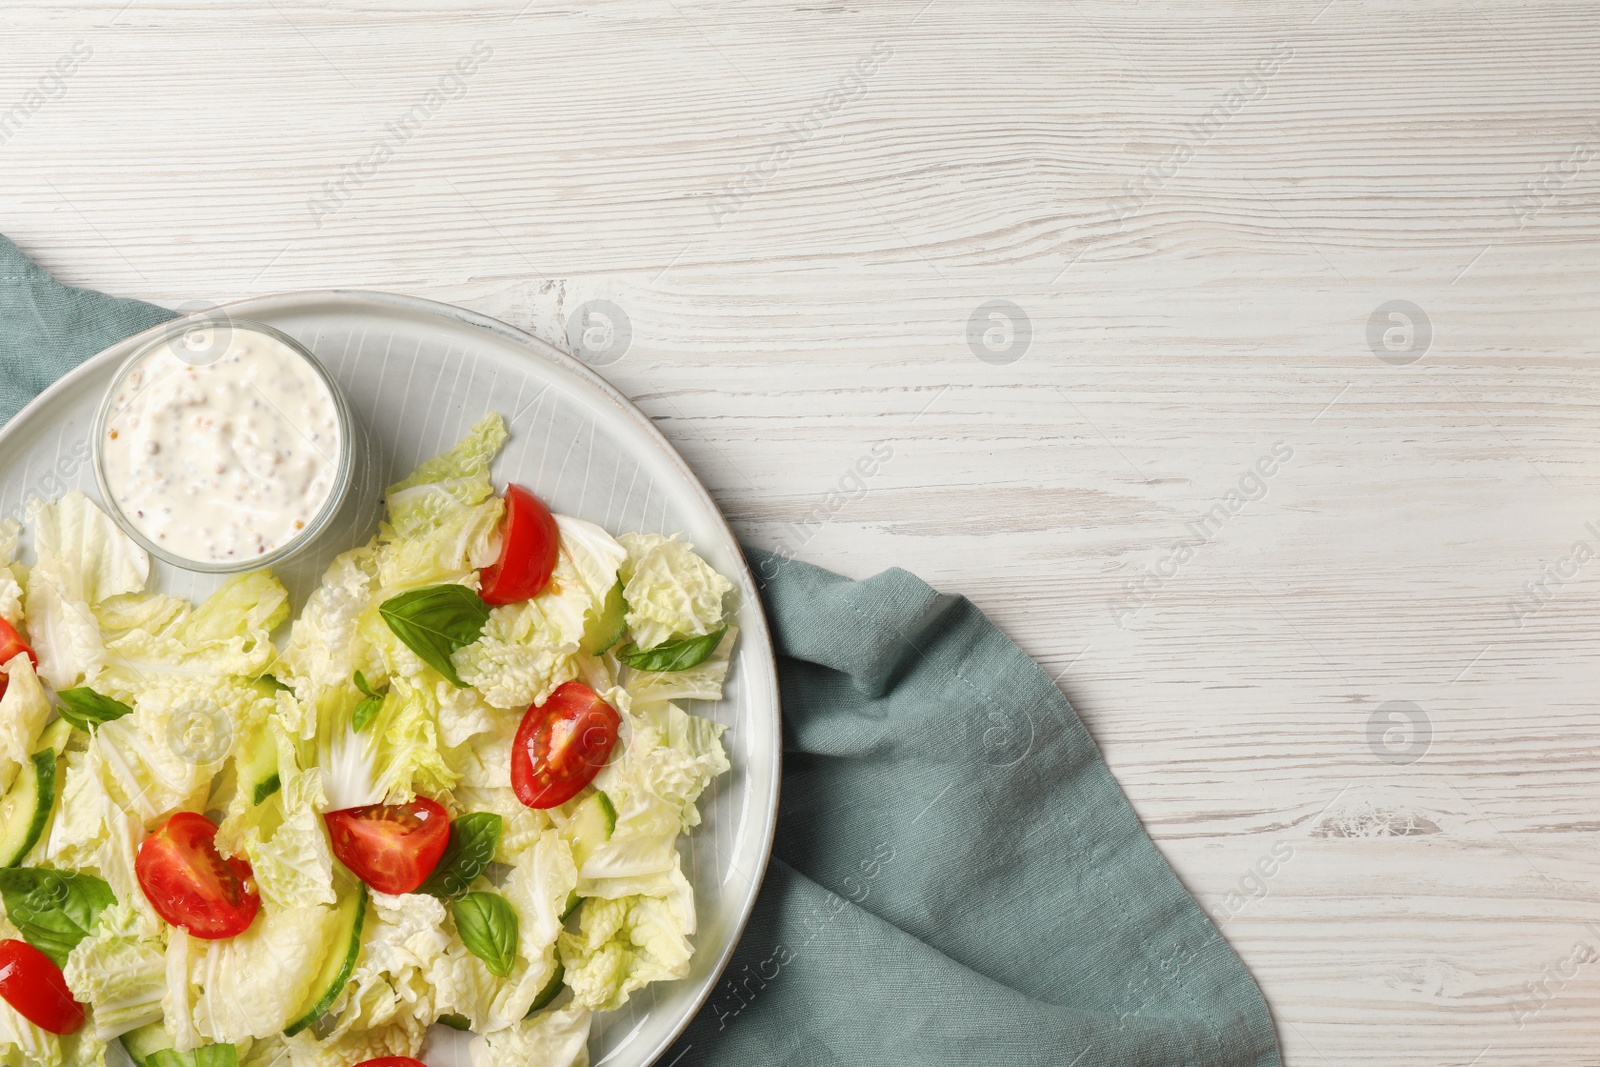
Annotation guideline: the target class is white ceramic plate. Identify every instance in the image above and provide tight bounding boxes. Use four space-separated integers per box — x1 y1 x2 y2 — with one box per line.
0 290 781 1067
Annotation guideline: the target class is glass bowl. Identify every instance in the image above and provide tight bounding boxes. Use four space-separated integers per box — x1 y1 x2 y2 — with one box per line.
91 313 358 575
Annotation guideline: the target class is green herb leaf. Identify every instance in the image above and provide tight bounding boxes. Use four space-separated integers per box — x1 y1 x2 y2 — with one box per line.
618 626 727 673
378 585 491 688
453 891 518 978
419 813 503 901
351 695 383 733
54 688 133 732
0 868 116 965
252 773 282 806
350 671 387 733
258 674 294 693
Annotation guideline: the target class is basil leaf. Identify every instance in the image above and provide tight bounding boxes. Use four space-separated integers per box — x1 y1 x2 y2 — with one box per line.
351 695 383 733
258 674 293 693
419 813 503 901
619 626 727 673
453 891 518 978
379 585 491 688
252 772 282 807
0 868 116 965
54 688 133 732
350 671 388 733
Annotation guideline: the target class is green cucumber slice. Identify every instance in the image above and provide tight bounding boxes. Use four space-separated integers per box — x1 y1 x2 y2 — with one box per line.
283 883 367 1037
121 1024 239 1067
39 718 72 756
120 1021 174 1067
563 791 616 874
147 1049 238 1067
580 580 628 656
527 961 566 1014
234 719 280 807
556 792 616 922
0 748 55 867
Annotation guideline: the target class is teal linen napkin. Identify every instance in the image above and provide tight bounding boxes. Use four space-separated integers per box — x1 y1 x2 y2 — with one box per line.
0 235 175 424
0 237 1281 1067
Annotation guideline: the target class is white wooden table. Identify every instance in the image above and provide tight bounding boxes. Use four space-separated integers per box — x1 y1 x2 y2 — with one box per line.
4 2 1598 1063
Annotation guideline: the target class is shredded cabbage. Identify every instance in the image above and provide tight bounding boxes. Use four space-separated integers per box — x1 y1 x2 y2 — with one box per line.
0 656 51 795
0 421 734 1064
0 519 25 629
616 533 732 651
24 490 150 689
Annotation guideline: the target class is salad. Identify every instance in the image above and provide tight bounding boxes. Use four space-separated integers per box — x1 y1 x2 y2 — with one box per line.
0 413 738 1067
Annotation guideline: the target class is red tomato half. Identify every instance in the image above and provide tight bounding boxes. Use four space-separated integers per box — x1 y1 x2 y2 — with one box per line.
354 1059 428 1067
325 798 450 895
0 939 83 1034
136 812 260 939
479 484 560 606
0 619 37 701
511 682 621 809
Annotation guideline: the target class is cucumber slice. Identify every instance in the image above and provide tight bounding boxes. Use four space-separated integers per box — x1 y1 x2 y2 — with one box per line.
283 883 368 1037
121 1017 242 1066
563 791 616 873
0 748 55 867
144 1049 235 1067
527 961 565 1014
193 1050 239 1067
120 1021 174 1067
147 1049 238 1067
580 580 628 656
39 718 72 756
234 719 280 807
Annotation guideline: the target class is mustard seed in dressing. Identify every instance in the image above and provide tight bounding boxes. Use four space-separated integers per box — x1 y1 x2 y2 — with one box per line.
101 325 342 565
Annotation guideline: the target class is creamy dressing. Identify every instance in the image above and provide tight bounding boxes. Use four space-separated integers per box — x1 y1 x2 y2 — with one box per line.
101 325 342 564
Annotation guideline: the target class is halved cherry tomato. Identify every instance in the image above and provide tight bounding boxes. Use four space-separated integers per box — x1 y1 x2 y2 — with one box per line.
0 620 37 671
353 1059 428 1067
479 484 560 606
136 812 260 939
325 798 450 895
511 681 620 809
0 619 37 701
0 939 84 1034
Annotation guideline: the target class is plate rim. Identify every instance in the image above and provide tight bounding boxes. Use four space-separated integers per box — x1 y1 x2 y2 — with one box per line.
0 287 782 1067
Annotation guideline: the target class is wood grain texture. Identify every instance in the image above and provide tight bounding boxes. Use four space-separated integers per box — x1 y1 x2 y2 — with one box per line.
3 1 1599 1062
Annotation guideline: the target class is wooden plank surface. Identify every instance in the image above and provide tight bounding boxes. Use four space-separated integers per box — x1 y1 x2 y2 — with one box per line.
3 1 1599 1062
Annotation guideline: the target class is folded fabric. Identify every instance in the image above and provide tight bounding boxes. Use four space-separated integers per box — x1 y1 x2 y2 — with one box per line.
665 551 1280 1066
0 236 1282 1067
0 235 174 425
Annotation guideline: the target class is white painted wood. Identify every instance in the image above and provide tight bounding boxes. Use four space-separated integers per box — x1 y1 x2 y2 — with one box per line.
3 2 1598 1063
